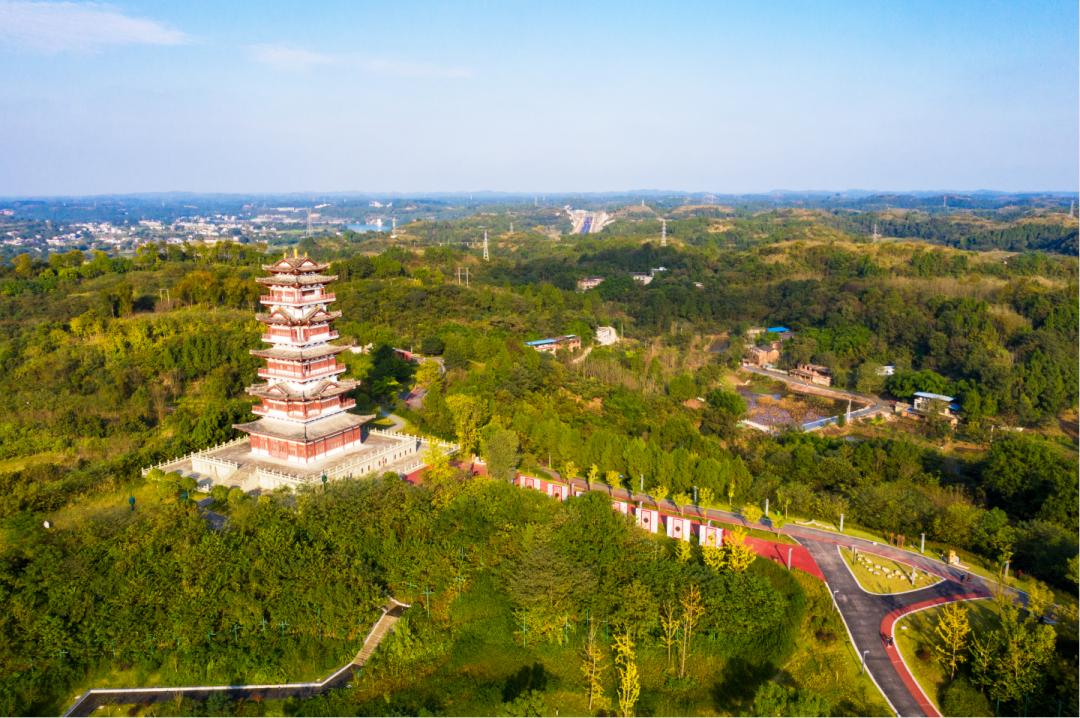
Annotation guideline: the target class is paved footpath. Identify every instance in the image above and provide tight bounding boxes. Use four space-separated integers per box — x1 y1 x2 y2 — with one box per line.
63 599 409 717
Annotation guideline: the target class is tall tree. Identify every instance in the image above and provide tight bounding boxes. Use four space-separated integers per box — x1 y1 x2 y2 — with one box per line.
480 422 520 481
971 597 1056 707
933 601 971 679
678 584 705 678
659 601 680 673
581 624 608 712
446 393 486 456
724 528 757 573
613 629 640 718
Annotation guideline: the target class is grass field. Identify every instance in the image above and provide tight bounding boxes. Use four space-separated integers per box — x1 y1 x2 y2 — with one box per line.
893 598 1001 715
841 548 941 594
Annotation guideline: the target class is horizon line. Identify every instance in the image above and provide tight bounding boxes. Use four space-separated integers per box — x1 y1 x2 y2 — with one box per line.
3 188 1078 201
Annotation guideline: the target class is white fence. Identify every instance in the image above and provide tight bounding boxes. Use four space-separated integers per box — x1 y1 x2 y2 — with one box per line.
139 430 458 489
141 437 248 477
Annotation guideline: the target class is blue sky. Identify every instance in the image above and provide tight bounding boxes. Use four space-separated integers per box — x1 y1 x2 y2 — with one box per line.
0 0 1076 195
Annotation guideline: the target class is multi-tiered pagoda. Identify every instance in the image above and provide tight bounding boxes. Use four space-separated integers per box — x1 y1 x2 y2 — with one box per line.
235 253 372 464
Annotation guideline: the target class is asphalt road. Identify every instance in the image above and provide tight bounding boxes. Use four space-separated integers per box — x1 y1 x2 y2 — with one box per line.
801 539 989 717
557 474 996 717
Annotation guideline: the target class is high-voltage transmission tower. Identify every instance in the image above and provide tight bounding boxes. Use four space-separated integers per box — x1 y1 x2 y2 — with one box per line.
390 217 397 238
482 230 490 261
660 218 667 247
871 222 880 241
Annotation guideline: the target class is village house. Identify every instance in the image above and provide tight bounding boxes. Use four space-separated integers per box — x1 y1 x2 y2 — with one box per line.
525 335 581 354
791 363 832 387
913 391 960 420
747 325 795 341
595 326 619 346
630 272 653 285
745 344 780 367
576 276 605 292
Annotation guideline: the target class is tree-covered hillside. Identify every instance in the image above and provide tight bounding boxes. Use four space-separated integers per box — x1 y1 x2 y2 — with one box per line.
0 225 1076 716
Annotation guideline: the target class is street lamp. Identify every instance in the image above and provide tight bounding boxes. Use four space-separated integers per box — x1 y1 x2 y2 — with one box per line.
861 649 869 674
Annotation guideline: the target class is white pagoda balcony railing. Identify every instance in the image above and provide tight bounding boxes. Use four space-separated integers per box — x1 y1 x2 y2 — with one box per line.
257 363 347 381
261 330 339 345
259 293 335 306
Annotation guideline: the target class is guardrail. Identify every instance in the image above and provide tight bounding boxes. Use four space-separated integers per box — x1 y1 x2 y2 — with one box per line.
140 431 458 485
140 437 248 477
369 428 458 453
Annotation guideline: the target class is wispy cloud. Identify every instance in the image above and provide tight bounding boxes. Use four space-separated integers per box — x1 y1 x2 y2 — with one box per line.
248 42 472 79
0 1 189 52
360 58 473 80
249 43 337 70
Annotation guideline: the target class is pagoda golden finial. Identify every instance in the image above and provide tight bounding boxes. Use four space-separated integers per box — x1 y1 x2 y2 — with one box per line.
283 249 287 260
293 246 299 259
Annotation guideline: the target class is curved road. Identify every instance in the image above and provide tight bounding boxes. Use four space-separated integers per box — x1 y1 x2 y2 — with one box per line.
554 474 995 717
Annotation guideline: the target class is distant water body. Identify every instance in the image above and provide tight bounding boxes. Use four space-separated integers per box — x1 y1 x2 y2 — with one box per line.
346 223 389 233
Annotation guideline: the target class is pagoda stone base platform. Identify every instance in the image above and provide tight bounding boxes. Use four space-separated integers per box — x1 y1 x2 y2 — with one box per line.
147 429 456 492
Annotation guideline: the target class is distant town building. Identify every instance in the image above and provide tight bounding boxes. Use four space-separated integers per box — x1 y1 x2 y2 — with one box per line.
595 326 619 346
630 272 653 285
577 276 605 292
791 363 832 387
525 335 581 354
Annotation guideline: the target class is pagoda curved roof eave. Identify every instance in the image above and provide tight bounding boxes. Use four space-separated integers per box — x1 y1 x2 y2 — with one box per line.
261 258 330 273
256 310 342 325
246 379 358 399
255 274 338 286
250 344 349 361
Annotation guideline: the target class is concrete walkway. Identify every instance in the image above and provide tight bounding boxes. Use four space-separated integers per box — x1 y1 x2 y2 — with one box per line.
62 599 409 717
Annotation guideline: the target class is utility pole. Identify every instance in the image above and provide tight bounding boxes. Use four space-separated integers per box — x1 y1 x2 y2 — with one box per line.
839 513 845 532
465 267 470 288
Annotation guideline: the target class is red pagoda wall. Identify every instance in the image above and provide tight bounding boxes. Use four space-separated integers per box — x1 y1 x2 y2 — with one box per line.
249 426 363 462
